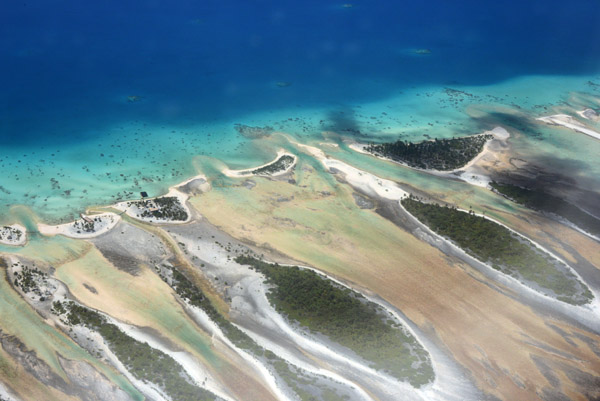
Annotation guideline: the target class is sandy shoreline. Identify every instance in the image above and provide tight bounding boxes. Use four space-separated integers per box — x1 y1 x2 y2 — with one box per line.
222 149 297 178
0 224 27 246
537 114 600 140
298 140 597 312
38 213 121 239
348 127 510 188
576 108 599 121
113 187 192 224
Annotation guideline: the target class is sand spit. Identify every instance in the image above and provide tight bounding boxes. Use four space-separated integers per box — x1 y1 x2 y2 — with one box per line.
38 213 120 239
297 142 410 200
222 149 297 178
576 108 600 121
0 224 27 246
113 187 192 224
349 127 511 188
177 173 212 195
537 114 600 140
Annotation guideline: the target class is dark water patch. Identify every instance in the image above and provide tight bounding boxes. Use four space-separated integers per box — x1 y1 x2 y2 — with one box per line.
545 323 577 348
324 108 364 139
490 160 600 219
82 283 98 294
93 249 141 276
490 181 600 237
472 111 545 138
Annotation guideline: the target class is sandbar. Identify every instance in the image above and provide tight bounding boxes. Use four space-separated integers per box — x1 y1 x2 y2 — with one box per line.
537 114 600 140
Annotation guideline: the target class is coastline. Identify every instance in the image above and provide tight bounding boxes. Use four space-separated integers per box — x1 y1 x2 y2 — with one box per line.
38 213 121 239
296 140 597 311
221 149 297 178
537 114 600 140
349 127 510 188
113 187 192 225
0 224 27 246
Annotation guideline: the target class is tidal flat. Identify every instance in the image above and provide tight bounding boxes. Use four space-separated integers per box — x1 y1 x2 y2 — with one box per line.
1 80 600 401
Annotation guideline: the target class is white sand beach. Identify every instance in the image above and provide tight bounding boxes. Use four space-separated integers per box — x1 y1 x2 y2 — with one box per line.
38 213 120 239
349 127 510 174
113 187 192 224
576 108 599 121
537 114 600 140
0 224 27 246
348 127 510 188
222 149 297 178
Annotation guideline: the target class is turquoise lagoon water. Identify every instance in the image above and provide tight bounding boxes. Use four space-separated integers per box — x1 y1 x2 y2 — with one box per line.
2 1 600 223
1 73 600 224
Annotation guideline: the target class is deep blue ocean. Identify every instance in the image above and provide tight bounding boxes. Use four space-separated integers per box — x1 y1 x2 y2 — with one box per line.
2 0 600 221
2 0 600 145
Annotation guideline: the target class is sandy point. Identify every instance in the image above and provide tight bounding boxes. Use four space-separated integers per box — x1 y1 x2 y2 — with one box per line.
38 213 121 239
113 187 193 224
537 114 600 140
221 149 297 178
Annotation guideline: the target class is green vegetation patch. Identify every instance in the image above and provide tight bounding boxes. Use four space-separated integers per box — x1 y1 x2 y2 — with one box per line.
0 226 23 242
235 256 434 387
365 134 491 170
251 155 295 176
401 196 593 305
55 301 218 401
490 181 600 237
129 196 188 221
159 263 348 401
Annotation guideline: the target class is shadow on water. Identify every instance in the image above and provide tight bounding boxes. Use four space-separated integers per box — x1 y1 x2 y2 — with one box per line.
472 110 544 137
468 110 600 215
324 108 365 139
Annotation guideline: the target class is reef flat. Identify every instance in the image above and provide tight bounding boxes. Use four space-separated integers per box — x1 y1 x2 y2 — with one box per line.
1 70 600 401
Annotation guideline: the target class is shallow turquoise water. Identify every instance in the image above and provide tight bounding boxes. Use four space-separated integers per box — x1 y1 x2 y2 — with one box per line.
1 73 599 224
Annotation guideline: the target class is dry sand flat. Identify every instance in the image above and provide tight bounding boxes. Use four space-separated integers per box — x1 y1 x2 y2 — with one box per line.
194 153 600 401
